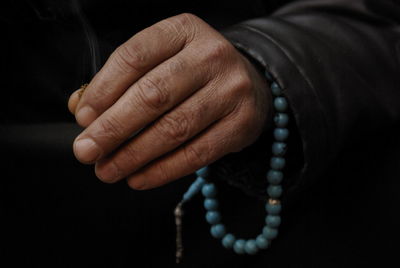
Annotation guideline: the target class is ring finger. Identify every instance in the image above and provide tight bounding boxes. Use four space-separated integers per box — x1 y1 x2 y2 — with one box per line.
73 46 211 164
94 78 234 183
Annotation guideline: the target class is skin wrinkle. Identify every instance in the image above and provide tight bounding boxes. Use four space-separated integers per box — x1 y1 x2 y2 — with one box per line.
113 76 239 183
70 13 270 189
74 17 191 127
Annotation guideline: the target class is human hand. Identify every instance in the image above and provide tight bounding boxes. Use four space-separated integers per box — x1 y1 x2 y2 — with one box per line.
68 13 271 190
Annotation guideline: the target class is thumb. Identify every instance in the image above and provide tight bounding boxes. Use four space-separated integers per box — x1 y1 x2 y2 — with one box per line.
68 84 88 115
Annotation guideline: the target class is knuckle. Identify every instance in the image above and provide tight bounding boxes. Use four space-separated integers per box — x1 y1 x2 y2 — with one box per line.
82 85 109 110
97 114 125 141
159 13 199 42
167 57 187 75
80 75 115 110
155 111 191 143
173 13 198 28
113 43 147 74
177 12 197 21
135 76 169 111
157 18 182 36
204 39 233 63
184 142 211 168
230 71 253 97
119 91 138 115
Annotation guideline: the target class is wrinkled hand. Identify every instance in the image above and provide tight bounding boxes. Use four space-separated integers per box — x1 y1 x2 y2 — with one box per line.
68 13 271 190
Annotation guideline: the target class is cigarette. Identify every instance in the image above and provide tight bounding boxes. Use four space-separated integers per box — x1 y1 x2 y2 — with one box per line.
78 83 89 99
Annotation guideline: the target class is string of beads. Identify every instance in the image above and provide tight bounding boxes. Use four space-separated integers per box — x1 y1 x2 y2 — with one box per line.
175 71 289 262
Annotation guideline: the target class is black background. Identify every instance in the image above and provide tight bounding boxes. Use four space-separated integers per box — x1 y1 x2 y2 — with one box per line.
0 0 398 267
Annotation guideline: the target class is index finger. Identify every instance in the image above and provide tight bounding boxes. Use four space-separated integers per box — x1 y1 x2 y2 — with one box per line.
74 13 198 127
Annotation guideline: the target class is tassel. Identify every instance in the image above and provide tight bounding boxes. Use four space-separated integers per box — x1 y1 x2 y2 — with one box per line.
175 202 184 264
174 176 206 264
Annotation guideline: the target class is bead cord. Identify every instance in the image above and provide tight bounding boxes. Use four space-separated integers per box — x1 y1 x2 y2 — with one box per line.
174 176 206 263
174 71 289 263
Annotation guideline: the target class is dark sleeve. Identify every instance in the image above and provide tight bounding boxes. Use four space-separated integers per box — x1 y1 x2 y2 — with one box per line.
210 0 400 201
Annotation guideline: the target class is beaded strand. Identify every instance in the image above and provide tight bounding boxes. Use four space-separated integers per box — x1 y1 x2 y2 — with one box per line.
175 71 289 262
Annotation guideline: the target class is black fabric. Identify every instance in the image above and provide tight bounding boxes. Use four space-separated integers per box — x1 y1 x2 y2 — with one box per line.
1 0 399 267
218 0 400 201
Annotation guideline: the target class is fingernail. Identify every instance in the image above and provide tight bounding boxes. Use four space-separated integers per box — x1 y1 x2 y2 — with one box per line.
96 162 119 182
74 138 101 163
128 177 147 190
76 106 97 126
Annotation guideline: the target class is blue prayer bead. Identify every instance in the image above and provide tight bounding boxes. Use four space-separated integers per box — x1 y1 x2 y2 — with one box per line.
263 226 278 240
185 78 290 256
244 239 259 255
256 234 269 249
274 113 289 127
195 176 206 185
270 157 286 170
267 185 283 198
266 215 281 228
233 239 246 254
274 128 289 141
204 198 219 211
201 183 217 198
206 211 221 224
183 177 205 201
265 202 282 215
183 192 191 201
267 170 283 184
222 233 236 249
271 82 282 96
196 167 209 178
274 97 288 112
272 142 287 156
211 224 226 239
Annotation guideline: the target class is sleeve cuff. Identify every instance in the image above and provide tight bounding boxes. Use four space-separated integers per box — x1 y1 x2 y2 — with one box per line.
215 18 330 200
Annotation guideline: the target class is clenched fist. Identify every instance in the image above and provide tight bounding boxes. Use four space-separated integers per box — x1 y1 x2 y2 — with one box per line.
68 13 271 190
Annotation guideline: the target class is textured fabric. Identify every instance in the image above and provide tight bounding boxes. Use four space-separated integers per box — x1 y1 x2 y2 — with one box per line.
216 0 400 201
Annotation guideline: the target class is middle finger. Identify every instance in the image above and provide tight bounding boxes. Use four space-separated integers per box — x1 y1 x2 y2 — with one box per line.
94 77 233 183
73 48 210 164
